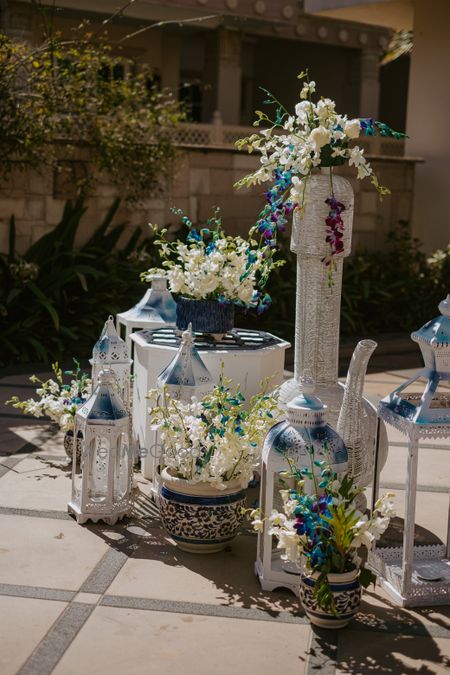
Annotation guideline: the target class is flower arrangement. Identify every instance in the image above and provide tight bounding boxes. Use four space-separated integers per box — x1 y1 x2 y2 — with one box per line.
141 207 283 314
235 70 407 284
251 451 395 613
148 375 279 489
7 360 91 432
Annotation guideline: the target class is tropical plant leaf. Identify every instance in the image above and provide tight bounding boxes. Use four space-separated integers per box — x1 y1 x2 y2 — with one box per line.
27 282 60 330
8 215 15 264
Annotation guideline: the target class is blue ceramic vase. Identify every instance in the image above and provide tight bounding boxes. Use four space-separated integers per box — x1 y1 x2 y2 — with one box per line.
176 297 235 334
159 469 246 553
299 568 361 629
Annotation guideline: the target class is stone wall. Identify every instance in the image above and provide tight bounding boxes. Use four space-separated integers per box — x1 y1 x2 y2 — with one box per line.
0 147 418 256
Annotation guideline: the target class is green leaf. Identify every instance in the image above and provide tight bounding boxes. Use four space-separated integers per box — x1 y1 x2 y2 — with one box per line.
27 282 60 330
76 272 88 292
8 215 16 264
28 336 49 362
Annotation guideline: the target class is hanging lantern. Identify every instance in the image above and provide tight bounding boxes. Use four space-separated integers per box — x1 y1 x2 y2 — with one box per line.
256 373 348 595
370 295 450 606
145 323 215 495
68 369 133 525
116 276 177 357
91 316 132 406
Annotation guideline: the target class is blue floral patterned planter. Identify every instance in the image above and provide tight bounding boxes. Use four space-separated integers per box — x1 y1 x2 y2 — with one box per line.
159 469 246 553
176 297 235 334
299 569 361 629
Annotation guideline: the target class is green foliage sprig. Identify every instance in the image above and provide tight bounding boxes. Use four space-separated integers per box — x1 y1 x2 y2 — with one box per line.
0 31 185 201
148 372 280 487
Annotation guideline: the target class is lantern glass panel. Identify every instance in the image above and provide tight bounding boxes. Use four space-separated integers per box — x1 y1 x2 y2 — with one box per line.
71 430 83 503
115 432 129 500
88 436 109 501
72 463 82 504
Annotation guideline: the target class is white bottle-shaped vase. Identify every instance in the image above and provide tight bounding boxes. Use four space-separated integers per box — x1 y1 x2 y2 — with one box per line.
337 339 378 486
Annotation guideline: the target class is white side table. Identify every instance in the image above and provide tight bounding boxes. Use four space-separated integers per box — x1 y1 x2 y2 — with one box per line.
369 399 450 607
131 328 290 482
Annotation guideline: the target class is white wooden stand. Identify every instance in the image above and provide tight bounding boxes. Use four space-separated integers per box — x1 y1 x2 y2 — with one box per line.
369 402 450 607
131 328 290 490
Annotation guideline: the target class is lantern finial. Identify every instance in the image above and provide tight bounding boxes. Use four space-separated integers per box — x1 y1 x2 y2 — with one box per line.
97 368 117 385
181 322 194 348
299 369 315 395
438 294 450 318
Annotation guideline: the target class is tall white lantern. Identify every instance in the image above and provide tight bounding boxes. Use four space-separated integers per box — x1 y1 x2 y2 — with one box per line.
68 369 133 525
90 316 132 406
145 323 214 496
256 374 348 595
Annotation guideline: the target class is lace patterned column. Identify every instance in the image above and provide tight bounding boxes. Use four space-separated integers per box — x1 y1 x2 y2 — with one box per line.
279 171 388 485
280 171 353 407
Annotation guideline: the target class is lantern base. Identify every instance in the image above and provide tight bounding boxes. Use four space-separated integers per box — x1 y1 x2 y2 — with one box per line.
67 500 131 526
255 554 301 597
368 544 450 607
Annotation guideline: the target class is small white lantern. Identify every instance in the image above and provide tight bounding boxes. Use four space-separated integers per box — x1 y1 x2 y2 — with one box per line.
90 316 132 406
256 374 348 595
68 369 133 525
116 276 177 358
370 295 450 606
157 323 214 400
145 323 214 496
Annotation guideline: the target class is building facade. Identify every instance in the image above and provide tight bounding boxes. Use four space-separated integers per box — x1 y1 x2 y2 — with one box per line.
0 0 418 254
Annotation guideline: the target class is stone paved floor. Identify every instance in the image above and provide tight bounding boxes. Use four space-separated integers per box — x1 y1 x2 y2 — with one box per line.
0 368 449 674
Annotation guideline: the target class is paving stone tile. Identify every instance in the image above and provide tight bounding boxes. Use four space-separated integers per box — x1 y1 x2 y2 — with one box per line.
358 586 450 632
0 515 110 590
0 423 52 456
337 630 450 674
18 602 95 675
0 457 72 511
108 530 299 615
0 596 67 675
32 429 69 459
53 605 310 675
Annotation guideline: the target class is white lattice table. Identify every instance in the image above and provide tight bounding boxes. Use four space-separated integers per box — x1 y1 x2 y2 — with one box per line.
131 327 290 483
369 398 450 607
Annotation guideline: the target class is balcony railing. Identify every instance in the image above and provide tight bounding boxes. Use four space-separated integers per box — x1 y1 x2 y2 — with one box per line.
173 115 405 156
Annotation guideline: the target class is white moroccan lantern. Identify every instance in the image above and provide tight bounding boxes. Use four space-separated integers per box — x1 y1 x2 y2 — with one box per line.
68 369 133 525
90 316 132 406
145 323 214 496
256 373 348 595
157 323 214 400
369 295 450 606
116 276 177 358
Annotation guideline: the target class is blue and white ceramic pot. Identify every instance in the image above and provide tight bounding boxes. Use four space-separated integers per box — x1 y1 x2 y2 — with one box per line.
63 429 83 464
176 297 234 335
159 468 246 553
299 568 361 629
